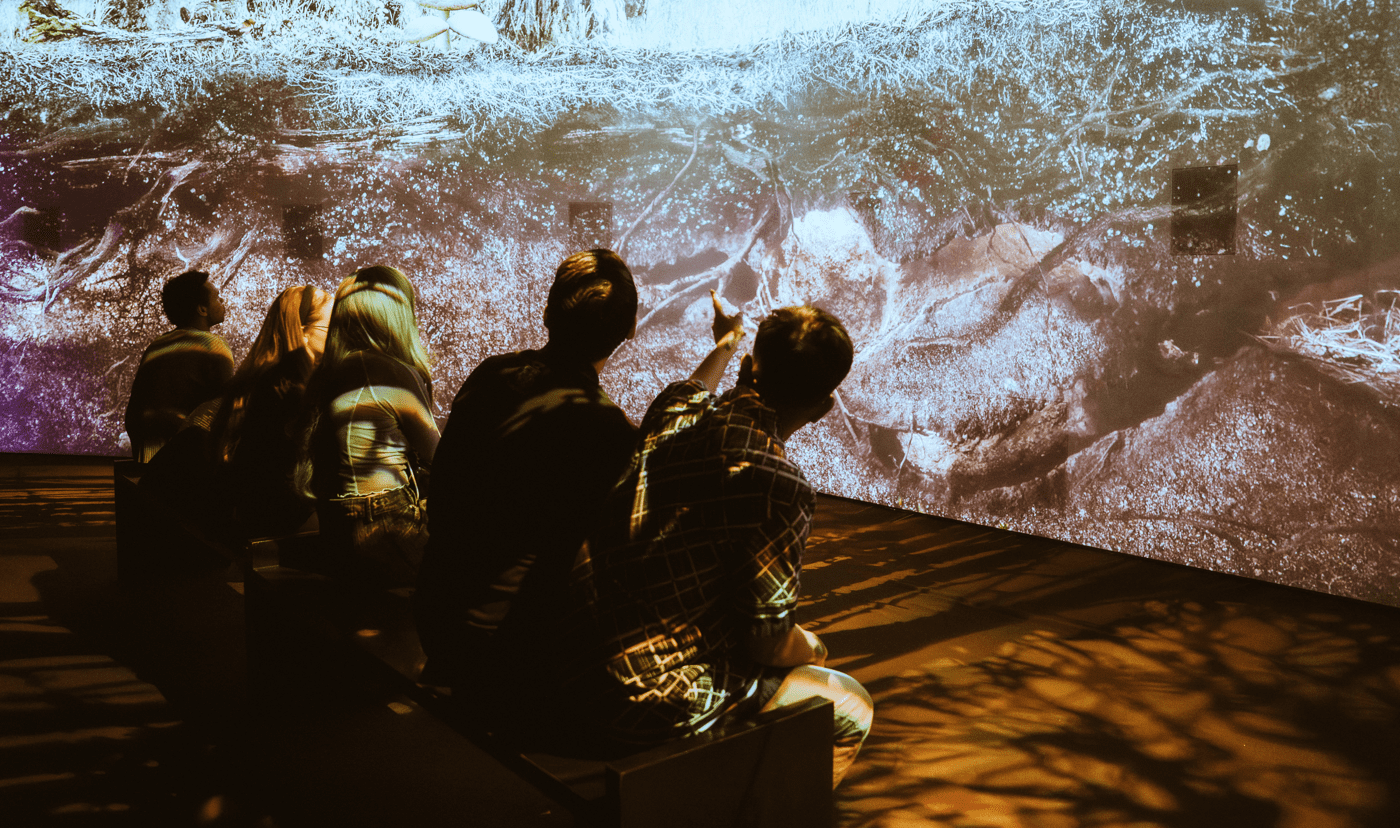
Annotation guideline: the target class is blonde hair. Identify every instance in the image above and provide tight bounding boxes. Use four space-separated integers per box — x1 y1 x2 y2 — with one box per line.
213 285 332 463
293 266 432 499
245 286 332 377
322 265 432 385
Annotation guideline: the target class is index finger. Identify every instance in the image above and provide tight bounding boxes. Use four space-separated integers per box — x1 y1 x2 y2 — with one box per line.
711 289 724 315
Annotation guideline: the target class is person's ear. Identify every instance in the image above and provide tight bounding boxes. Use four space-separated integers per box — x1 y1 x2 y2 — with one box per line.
542 306 552 330
807 395 836 426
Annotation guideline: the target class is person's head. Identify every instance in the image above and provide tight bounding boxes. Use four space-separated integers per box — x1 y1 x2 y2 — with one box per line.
324 265 431 381
744 306 854 438
212 285 330 463
543 249 638 364
161 270 225 330
239 285 333 376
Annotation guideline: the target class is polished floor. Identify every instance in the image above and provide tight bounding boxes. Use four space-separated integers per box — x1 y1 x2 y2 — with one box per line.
3 453 1400 827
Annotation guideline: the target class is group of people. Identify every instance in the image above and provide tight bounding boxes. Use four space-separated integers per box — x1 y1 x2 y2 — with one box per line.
125 251 873 786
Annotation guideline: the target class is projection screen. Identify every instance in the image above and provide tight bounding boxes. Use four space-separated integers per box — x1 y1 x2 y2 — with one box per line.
1 0 1397 603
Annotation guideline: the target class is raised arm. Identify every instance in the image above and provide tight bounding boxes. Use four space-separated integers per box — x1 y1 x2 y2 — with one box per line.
689 290 745 392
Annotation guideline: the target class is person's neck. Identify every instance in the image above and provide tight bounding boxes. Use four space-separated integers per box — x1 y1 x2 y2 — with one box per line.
775 411 805 443
540 341 603 377
180 320 211 333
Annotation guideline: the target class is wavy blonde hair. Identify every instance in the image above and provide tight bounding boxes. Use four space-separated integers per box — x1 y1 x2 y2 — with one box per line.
212 285 332 463
293 266 432 499
321 265 432 385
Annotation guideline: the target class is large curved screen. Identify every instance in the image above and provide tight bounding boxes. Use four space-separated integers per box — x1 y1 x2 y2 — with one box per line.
2 0 1397 603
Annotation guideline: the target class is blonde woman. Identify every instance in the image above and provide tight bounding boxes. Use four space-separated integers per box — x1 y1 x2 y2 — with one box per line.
297 266 440 586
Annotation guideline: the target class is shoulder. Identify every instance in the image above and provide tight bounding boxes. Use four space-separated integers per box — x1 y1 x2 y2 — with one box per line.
713 393 810 503
181 330 234 360
260 350 315 396
456 350 540 399
350 350 422 382
203 332 233 360
473 350 535 378
447 349 544 420
499 380 634 441
332 351 431 402
639 379 712 434
142 327 225 354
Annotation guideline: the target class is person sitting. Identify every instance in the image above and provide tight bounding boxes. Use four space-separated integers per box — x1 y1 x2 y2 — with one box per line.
295 266 439 587
124 270 233 462
414 249 653 705
568 305 873 787
211 284 333 539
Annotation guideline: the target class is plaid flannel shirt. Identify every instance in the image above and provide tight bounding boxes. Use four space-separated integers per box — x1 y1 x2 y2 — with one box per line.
573 379 815 741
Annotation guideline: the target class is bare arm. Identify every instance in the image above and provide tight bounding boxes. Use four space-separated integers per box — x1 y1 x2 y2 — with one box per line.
689 290 745 392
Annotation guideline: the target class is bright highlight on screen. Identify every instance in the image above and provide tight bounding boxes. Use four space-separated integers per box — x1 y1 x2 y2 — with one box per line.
1 0 1397 603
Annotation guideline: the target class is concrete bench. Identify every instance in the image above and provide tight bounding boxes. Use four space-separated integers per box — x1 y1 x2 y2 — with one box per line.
114 458 316 582
243 551 835 828
114 458 246 580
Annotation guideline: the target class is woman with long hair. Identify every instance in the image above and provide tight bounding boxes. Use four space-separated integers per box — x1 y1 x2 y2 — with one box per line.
211 284 333 538
296 265 439 586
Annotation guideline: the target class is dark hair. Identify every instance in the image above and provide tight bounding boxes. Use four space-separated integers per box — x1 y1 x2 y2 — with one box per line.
752 306 854 410
544 249 638 363
161 270 211 327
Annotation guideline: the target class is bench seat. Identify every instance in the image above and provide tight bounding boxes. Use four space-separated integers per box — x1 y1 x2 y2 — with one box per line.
243 555 835 827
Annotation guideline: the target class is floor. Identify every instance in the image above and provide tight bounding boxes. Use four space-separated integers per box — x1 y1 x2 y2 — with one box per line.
0 454 250 827
3 453 1400 827
803 499 1400 828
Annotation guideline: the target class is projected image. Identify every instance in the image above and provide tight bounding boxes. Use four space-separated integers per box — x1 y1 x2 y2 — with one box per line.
1 1 1398 604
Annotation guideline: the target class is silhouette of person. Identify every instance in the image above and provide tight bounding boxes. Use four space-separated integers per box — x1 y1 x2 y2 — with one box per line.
414 250 641 698
124 270 233 463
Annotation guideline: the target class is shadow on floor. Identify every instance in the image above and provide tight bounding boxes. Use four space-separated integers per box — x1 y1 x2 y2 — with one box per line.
803 497 1400 828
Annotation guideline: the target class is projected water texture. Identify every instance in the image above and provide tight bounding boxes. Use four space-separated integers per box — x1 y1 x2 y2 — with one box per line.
1 1 1397 604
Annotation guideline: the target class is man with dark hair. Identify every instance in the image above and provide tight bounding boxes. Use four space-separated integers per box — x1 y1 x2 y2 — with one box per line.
124 270 233 462
415 249 658 713
542 250 639 362
569 305 872 788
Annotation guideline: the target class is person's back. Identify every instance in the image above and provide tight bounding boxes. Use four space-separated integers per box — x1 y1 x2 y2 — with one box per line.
415 250 639 700
215 283 332 539
311 349 436 498
226 347 317 536
125 270 233 462
300 266 439 587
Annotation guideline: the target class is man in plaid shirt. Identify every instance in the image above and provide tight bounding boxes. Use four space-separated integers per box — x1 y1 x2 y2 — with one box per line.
572 305 873 787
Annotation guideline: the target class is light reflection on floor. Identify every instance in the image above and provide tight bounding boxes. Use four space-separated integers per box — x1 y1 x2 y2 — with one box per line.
0 458 236 827
802 497 1400 828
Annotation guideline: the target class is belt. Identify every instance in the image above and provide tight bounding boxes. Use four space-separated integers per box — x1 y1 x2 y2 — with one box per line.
329 485 421 522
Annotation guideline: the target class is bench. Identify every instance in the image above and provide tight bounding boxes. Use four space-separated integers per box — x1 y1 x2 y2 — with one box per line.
243 552 836 828
113 458 249 581
114 458 316 582
112 469 835 826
